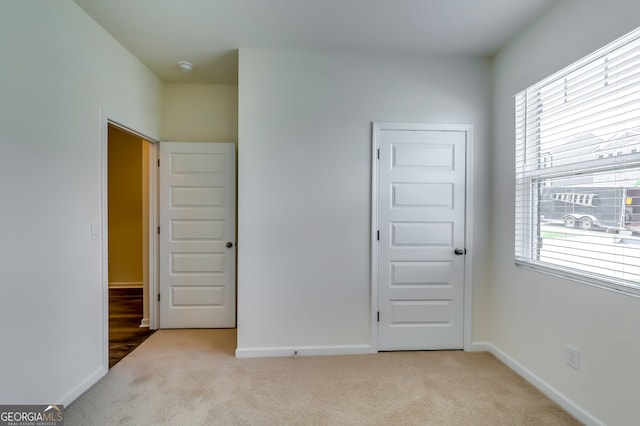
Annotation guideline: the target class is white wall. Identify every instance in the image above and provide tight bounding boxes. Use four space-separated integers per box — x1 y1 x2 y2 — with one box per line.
0 0 161 405
237 49 491 355
162 83 238 142
491 1 640 424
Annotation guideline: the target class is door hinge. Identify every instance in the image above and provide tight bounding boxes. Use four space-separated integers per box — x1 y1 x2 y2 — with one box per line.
377 148 380 159
377 311 380 322
157 226 160 235
377 230 380 241
157 293 160 302
157 159 160 167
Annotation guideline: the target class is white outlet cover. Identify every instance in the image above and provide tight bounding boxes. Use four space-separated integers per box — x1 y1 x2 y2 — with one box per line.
566 345 580 370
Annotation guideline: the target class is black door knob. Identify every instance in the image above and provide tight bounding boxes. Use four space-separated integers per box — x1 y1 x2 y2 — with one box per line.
226 242 233 248
454 248 466 255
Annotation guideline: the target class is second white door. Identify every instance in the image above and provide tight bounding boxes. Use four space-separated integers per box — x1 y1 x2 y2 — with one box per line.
375 124 467 350
159 142 236 328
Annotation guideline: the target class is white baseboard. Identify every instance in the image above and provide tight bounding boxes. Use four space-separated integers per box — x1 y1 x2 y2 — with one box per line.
465 341 490 352
108 282 143 289
235 344 375 359
471 341 603 426
59 365 107 406
139 318 149 328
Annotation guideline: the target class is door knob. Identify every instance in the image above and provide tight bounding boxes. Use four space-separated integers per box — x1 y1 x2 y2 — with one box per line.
454 248 466 255
226 242 233 248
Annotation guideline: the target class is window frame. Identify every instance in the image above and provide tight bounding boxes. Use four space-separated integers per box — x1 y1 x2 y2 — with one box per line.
514 28 640 299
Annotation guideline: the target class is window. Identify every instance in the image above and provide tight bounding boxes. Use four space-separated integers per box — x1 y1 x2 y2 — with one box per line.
515 28 640 295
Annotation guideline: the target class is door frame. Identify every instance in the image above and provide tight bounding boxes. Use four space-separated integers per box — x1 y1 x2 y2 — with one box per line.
370 122 474 351
100 111 160 371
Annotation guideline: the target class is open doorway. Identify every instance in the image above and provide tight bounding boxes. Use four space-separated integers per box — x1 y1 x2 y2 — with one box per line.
107 124 155 367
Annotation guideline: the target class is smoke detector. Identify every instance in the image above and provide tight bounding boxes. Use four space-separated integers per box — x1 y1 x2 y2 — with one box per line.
178 61 193 72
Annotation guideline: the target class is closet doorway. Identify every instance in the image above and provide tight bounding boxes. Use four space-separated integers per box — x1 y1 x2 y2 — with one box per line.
107 124 154 367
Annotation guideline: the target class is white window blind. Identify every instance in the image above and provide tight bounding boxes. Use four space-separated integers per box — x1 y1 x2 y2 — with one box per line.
515 27 640 295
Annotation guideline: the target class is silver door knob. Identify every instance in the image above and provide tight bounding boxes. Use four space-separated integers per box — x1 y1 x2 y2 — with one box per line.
226 242 233 248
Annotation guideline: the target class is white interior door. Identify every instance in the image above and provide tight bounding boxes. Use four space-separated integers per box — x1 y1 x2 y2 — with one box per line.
375 125 467 350
159 142 236 328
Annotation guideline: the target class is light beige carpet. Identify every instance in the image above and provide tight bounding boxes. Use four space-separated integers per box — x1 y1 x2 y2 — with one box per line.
66 330 581 425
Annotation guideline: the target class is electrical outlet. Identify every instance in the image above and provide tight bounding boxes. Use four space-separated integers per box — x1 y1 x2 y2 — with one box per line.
566 345 580 370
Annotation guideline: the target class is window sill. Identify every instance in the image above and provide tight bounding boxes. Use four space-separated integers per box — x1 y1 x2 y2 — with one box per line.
515 260 640 299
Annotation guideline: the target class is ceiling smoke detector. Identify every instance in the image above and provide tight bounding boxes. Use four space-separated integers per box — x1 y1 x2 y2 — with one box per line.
178 61 193 72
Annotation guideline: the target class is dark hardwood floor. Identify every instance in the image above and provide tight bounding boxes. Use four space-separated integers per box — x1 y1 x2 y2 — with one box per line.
109 288 154 368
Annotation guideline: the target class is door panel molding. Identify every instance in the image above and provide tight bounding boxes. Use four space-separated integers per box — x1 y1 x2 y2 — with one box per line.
371 122 474 351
